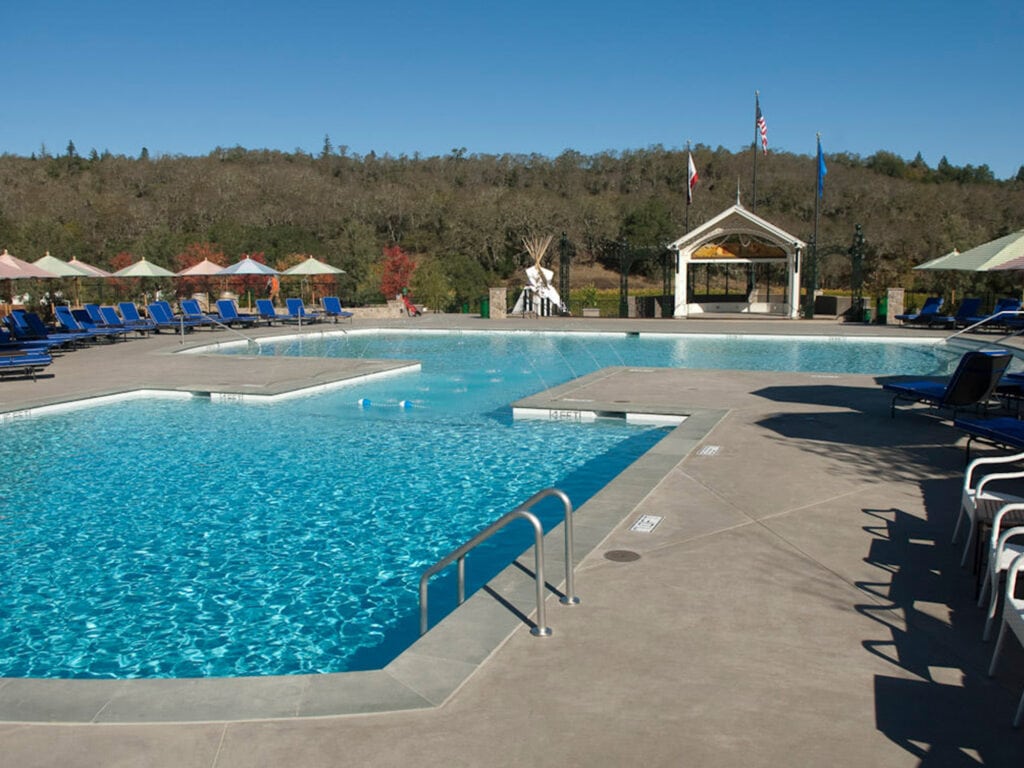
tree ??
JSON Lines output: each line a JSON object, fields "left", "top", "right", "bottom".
{"left": 411, "top": 257, "right": 454, "bottom": 312}
{"left": 380, "top": 245, "right": 416, "bottom": 299}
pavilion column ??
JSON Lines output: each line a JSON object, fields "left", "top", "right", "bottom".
{"left": 673, "top": 248, "right": 689, "bottom": 318}
{"left": 789, "top": 245, "right": 803, "bottom": 318}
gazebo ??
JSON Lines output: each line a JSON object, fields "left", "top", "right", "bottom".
{"left": 668, "top": 204, "right": 805, "bottom": 318}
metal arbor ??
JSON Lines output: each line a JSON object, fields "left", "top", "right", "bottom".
{"left": 849, "top": 224, "right": 866, "bottom": 321}
{"left": 558, "top": 233, "right": 573, "bottom": 307}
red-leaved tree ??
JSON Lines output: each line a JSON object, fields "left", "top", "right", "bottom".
{"left": 380, "top": 245, "right": 416, "bottom": 299}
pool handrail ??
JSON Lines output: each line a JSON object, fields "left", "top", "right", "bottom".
{"left": 944, "top": 309, "right": 1024, "bottom": 345}
{"left": 418, "top": 487, "right": 577, "bottom": 637}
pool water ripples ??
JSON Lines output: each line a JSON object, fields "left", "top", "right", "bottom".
{"left": 0, "top": 332, "right": 960, "bottom": 679}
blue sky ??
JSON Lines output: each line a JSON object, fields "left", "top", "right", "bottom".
{"left": 3, "top": 0, "right": 1022, "bottom": 178}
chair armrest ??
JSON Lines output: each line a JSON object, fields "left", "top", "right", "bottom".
{"left": 976, "top": 471, "right": 1024, "bottom": 495}
{"left": 966, "top": 451, "right": 1024, "bottom": 488}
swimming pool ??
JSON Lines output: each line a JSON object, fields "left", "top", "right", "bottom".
{"left": 0, "top": 332, "right": 961, "bottom": 680}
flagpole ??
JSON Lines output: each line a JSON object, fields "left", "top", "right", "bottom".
{"left": 751, "top": 91, "right": 759, "bottom": 211}
{"left": 809, "top": 132, "right": 822, "bottom": 318}
{"left": 685, "top": 140, "right": 691, "bottom": 235}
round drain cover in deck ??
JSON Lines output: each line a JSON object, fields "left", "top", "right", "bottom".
{"left": 604, "top": 549, "right": 641, "bottom": 562}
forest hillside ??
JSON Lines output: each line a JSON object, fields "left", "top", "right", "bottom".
{"left": 1, "top": 142, "right": 1022, "bottom": 306}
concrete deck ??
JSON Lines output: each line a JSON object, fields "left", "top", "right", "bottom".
{"left": 1, "top": 315, "right": 1023, "bottom": 766}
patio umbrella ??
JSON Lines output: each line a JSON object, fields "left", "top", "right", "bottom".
{"left": 913, "top": 249, "right": 960, "bottom": 271}
{"left": 176, "top": 258, "right": 225, "bottom": 276}
{"left": 217, "top": 256, "right": 279, "bottom": 309}
{"left": 33, "top": 252, "right": 93, "bottom": 277}
{"left": 281, "top": 256, "right": 345, "bottom": 276}
{"left": 914, "top": 230, "right": 1024, "bottom": 272}
{"left": 177, "top": 258, "right": 226, "bottom": 310}
{"left": 282, "top": 256, "right": 344, "bottom": 303}
{"left": 0, "top": 249, "right": 60, "bottom": 309}
{"left": 33, "top": 251, "right": 95, "bottom": 306}
{"left": 0, "top": 249, "right": 60, "bottom": 279}
{"left": 216, "top": 256, "right": 279, "bottom": 276}
{"left": 113, "top": 258, "right": 177, "bottom": 278}
{"left": 67, "top": 257, "right": 112, "bottom": 277}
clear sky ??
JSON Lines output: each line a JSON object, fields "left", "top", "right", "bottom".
{"left": 3, "top": 0, "right": 1021, "bottom": 179}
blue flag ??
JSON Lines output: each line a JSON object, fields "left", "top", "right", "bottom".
{"left": 817, "top": 138, "right": 827, "bottom": 198}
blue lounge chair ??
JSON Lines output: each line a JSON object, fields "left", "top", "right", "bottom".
{"left": 966, "top": 297, "right": 1023, "bottom": 329}
{"left": 72, "top": 308, "right": 129, "bottom": 341}
{"left": 882, "top": 349, "right": 1012, "bottom": 418}
{"left": 0, "top": 348, "right": 52, "bottom": 380}
{"left": 954, "top": 416, "right": 1024, "bottom": 459}
{"left": 931, "top": 298, "right": 983, "bottom": 329}
{"left": 98, "top": 306, "right": 150, "bottom": 337}
{"left": 179, "top": 298, "right": 221, "bottom": 329}
{"left": 0, "top": 328, "right": 62, "bottom": 354}
{"left": 54, "top": 305, "right": 121, "bottom": 342}
{"left": 5, "top": 310, "right": 80, "bottom": 349}
{"left": 285, "top": 297, "right": 322, "bottom": 323}
{"left": 215, "top": 299, "right": 259, "bottom": 327}
{"left": 321, "top": 296, "right": 354, "bottom": 322}
{"left": 894, "top": 296, "right": 944, "bottom": 325}
{"left": 147, "top": 302, "right": 204, "bottom": 332}
{"left": 117, "top": 302, "right": 157, "bottom": 333}
{"left": 256, "top": 299, "right": 289, "bottom": 325}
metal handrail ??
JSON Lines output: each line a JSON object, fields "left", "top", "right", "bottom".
{"left": 944, "top": 309, "right": 1024, "bottom": 345}
{"left": 178, "top": 312, "right": 260, "bottom": 351}
{"left": 418, "top": 487, "right": 577, "bottom": 637}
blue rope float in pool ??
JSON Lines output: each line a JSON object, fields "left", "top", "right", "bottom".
{"left": 358, "top": 398, "right": 413, "bottom": 409}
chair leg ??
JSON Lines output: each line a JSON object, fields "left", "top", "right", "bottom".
{"left": 1015, "top": 690, "right": 1024, "bottom": 728}
{"left": 961, "top": 522, "right": 977, "bottom": 568}
{"left": 952, "top": 506, "right": 966, "bottom": 545}
{"left": 978, "top": 569, "right": 991, "bottom": 609}
{"left": 982, "top": 577, "right": 1000, "bottom": 641}
{"left": 989, "top": 622, "right": 1008, "bottom": 676}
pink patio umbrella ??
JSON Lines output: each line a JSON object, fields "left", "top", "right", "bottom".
{"left": 177, "top": 258, "right": 227, "bottom": 309}
{"left": 0, "top": 249, "right": 60, "bottom": 310}
{"left": 0, "top": 249, "right": 60, "bottom": 279}
{"left": 67, "top": 257, "right": 112, "bottom": 278}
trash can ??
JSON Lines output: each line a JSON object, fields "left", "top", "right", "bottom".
{"left": 863, "top": 306, "right": 872, "bottom": 323}
{"left": 877, "top": 297, "right": 888, "bottom": 324}
{"left": 460, "top": 302, "right": 469, "bottom": 314}
{"left": 480, "top": 297, "right": 490, "bottom": 319}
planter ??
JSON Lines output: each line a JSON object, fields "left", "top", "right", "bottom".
{"left": 582, "top": 307, "right": 600, "bottom": 318}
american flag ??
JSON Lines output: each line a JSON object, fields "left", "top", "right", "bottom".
{"left": 687, "top": 152, "right": 698, "bottom": 204}
{"left": 756, "top": 96, "right": 768, "bottom": 155}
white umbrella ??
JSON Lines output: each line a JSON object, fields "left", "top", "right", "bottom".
{"left": 67, "top": 257, "right": 112, "bottom": 277}
{"left": 281, "top": 256, "right": 345, "bottom": 276}
{"left": 177, "top": 258, "right": 226, "bottom": 276}
{"left": 33, "top": 252, "right": 93, "bottom": 277}
{"left": 113, "top": 258, "right": 177, "bottom": 278}
{"left": 33, "top": 252, "right": 95, "bottom": 306}
{"left": 0, "top": 249, "right": 60, "bottom": 278}
{"left": 216, "top": 256, "right": 279, "bottom": 276}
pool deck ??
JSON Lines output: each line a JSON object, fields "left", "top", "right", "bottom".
{"left": 2, "top": 314, "right": 1023, "bottom": 766}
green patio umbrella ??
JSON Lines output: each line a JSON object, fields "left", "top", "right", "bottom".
{"left": 914, "top": 230, "right": 1024, "bottom": 272}
{"left": 113, "top": 257, "right": 176, "bottom": 278}
{"left": 282, "top": 256, "right": 345, "bottom": 303}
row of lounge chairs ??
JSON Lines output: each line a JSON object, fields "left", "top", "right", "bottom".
{"left": 149, "top": 297, "right": 353, "bottom": 331}
{"left": 895, "top": 296, "right": 1023, "bottom": 330}
{"left": 887, "top": 349, "right": 1024, "bottom": 724}
{"left": 0, "top": 296, "right": 356, "bottom": 380}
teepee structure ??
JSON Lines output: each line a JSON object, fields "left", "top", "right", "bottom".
{"left": 512, "top": 235, "right": 567, "bottom": 316}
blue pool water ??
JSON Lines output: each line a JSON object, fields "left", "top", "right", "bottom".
{"left": 0, "top": 332, "right": 960, "bottom": 679}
